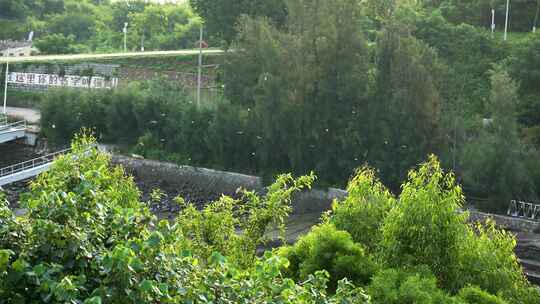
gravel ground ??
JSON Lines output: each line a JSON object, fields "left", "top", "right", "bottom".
{"left": 0, "top": 142, "right": 45, "bottom": 205}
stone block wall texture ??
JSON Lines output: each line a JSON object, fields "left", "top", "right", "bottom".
{"left": 111, "top": 155, "right": 345, "bottom": 215}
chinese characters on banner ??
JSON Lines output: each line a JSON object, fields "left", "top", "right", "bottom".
{"left": 7, "top": 72, "right": 119, "bottom": 89}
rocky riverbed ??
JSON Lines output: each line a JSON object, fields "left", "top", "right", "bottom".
{"left": 0, "top": 141, "right": 46, "bottom": 205}
{"left": 0, "top": 141, "right": 45, "bottom": 166}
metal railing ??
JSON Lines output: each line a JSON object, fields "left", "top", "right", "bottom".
{"left": 0, "top": 120, "right": 26, "bottom": 132}
{"left": 0, "top": 148, "right": 71, "bottom": 179}
{"left": 507, "top": 200, "right": 540, "bottom": 221}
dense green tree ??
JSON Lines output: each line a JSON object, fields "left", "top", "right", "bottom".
{"left": 415, "top": 12, "right": 506, "bottom": 114}
{"left": 458, "top": 222, "right": 539, "bottom": 303}
{"left": 0, "top": 0, "right": 30, "bottom": 19}
{"left": 26, "top": 0, "right": 66, "bottom": 18}
{"left": 0, "top": 136, "right": 370, "bottom": 303}
{"left": 460, "top": 67, "right": 536, "bottom": 211}
{"left": 46, "top": 10, "right": 97, "bottom": 42}
{"left": 34, "top": 33, "right": 85, "bottom": 54}
{"left": 458, "top": 286, "right": 508, "bottom": 304}
{"left": 225, "top": 0, "right": 370, "bottom": 183}
{"left": 509, "top": 33, "right": 540, "bottom": 145}
{"left": 369, "top": 24, "right": 445, "bottom": 189}
{"left": 376, "top": 155, "right": 539, "bottom": 303}
{"left": 413, "top": 12, "right": 508, "bottom": 175}
{"left": 0, "top": 0, "right": 201, "bottom": 53}
{"left": 189, "top": 0, "right": 287, "bottom": 44}
{"left": 129, "top": 4, "right": 201, "bottom": 51}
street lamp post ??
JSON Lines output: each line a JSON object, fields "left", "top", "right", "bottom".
{"left": 197, "top": 24, "right": 203, "bottom": 108}
{"left": 3, "top": 59, "right": 8, "bottom": 114}
{"left": 491, "top": 9, "right": 496, "bottom": 37}
{"left": 504, "top": 0, "right": 510, "bottom": 41}
{"left": 534, "top": 1, "right": 539, "bottom": 33}
{"left": 123, "top": 22, "right": 128, "bottom": 52}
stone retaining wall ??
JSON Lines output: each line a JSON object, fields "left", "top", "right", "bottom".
{"left": 111, "top": 155, "right": 345, "bottom": 215}
{"left": 112, "top": 155, "right": 261, "bottom": 195}
{"left": 468, "top": 210, "right": 540, "bottom": 233}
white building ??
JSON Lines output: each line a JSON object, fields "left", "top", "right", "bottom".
{"left": 0, "top": 40, "right": 33, "bottom": 57}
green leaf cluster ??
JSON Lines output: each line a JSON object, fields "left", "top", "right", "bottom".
{"left": 279, "top": 223, "right": 378, "bottom": 292}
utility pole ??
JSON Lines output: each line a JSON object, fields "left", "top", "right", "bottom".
{"left": 197, "top": 24, "right": 203, "bottom": 108}
{"left": 504, "top": 0, "right": 510, "bottom": 41}
{"left": 123, "top": 22, "right": 128, "bottom": 52}
{"left": 534, "top": 0, "right": 539, "bottom": 33}
{"left": 3, "top": 60, "right": 8, "bottom": 114}
{"left": 491, "top": 9, "right": 496, "bottom": 37}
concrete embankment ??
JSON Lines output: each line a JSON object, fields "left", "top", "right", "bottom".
{"left": 468, "top": 210, "right": 540, "bottom": 233}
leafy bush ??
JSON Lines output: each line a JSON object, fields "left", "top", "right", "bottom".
{"left": 380, "top": 155, "right": 467, "bottom": 289}
{"left": 458, "top": 286, "right": 508, "bottom": 304}
{"left": 279, "top": 223, "right": 378, "bottom": 291}
{"left": 329, "top": 167, "right": 396, "bottom": 251}
{"left": 458, "top": 222, "right": 540, "bottom": 304}
{"left": 177, "top": 172, "right": 316, "bottom": 267}
{"left": 377, "top": 155, "right": 540, "bottom": 303}
{"left": 459, "top": 222, "right": 522, "bottom": 293}
{"left": 367, "top": 267, "right": 458, "bottom": 304}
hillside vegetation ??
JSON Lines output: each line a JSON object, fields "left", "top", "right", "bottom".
{"left": 0, "top": 0, "right": 202, "bottom": 53}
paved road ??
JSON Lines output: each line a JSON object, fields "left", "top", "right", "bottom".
{"left": 4, "top": 107, "right": 40, "bottom": 124}
{"left": 0, "top": 49, "right": 224, "bottom": 63}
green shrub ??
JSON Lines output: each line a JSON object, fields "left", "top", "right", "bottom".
{"left": 378, "top": 155, "right": 540, "bottom": 303}
{"left": 329, "top": 167, "right": 396, "bottom": 251}
{"left": 458, "top": 222, "right": 523, "bottom": 293}
{"left": 279, "top": 223, "right": 378, "bottom": 291}
{"left": 458, "top": 222, "right": 540, "bottom": 304}
{"left": 458, "top": 286, "right": 508, "bottom": 304}
{"left": 177, "top": 172, "right": 316, "bottom": 267}
{"left": 367, "top": 267, "right": 459, "bottom": 304}
{"left": 380, "top": 155, "right": 467, "bottom": 290}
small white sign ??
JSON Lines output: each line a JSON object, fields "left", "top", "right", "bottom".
{"left": 7, "top": 72, "right": 119, "bottom": 89}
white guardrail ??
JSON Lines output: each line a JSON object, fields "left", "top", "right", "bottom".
{"left": 507, "top": 200, "right": 540, "bottom": 221}
{"left": 0, "top": 120, "right": 26, "bottom": 132}
{"left": 0, "top": 148, "right": 70, "bottom": 179}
